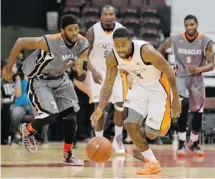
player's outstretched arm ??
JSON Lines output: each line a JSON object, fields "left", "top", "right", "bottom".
{"left": 3, "top": 37, "right": 48, "bottom": 82}
{"left": 157, "top": 38, "right": 171, "bottom": 56}
{"left": 90, "top": 51, "right": 118, "bottom": 125}
{"left": 7, "top": 37, "right": 48, "bottom": 69}
{"left": 98, "top": 51, "right": 118, "bottom": 110}
{"left": 142, "top": 44, "right": 181, "bottom": 118}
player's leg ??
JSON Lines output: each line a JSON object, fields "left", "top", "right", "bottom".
{"left": 55, "top": 77, "right": 83, "bottom": 165}
{"left": 20, "top": 78, "right": 59, "bottom": 154}
{"left": 175, "top": 77, "right": 190, "bottom": 156}
{"left": 188, "top": 86, "right": 205, "bottom": 156}
{"left": 112, "top": 72, "right": 126, "bottom": 153}
{"left": 112, "top": 102, "right": 125, "bottom": 153}
{"left": 124, "top": 85, "right": 161, "bottom": 175}
{"left": 124, "top": 108, "right": 161, "bottom": 175}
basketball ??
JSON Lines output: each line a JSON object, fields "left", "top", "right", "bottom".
{"left": 86, "top": 137, "right": 112, "bottom": 163}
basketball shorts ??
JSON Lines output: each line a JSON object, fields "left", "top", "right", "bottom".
{"left": 85, "top": 68, "right": 123, "bottom": 104}
{"left": 124, "top": 74, "right": 171, "bottom": 136}
{"left": 176, "top": 75, "right": 205, "bottom": 112}
{"left": 27, "top": 74, "right": 80, "bottom": 119}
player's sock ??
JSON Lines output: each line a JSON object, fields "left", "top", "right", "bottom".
{"left": 190, "top": 131, "right": 199, "bottom": 142}
{"left": 64, "top": 143, "right": 73, "bottom": 152}
{"left": 115, "top": 125, "right": 123, "bottom": 137}
{"left": 26, "top": 123, "right": 36, "bottom": 133}
{"left": 178, "top": 132, "right": 186, "bottom": 141}
{"left": 95, "top": 130, "right": 103, "bottom": 137}
{"left": 141, "top": 148, "right": 157, "bottom": 163}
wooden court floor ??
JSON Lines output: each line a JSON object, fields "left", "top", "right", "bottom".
{"left": 1, "top": 143, "right": 215, "bottom": 178}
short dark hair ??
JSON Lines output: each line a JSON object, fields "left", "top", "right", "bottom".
{"left": 113, "top": 28, "right": 131, "bottom": 39}
{"left": 184, "top": 15, "right": 198, "bottom": 24}
{"left": 101, "top": 5, "right": 116, "bottom": 14}
{"left": 60, "top": 14, "right": 79, "bottom": 29}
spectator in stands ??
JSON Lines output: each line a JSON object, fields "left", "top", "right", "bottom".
{"left": 1, "top": 61, "right": 14, "bottom": 144}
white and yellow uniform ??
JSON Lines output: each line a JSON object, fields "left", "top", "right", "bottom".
{"left": 113, "top": 40, "right": 171, "bottom": 136}
{"left": 86, "top": 21, "right": 124, "bottom": 103}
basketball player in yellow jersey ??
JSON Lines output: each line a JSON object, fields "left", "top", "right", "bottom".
{"left": 75, "top": 5, "right": 126, "bottom": 154}
{"left": 91, "top": 28, "right": 181, "bottom": 175}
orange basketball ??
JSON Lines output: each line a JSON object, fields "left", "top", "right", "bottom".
{"left": 86, "top": 137, "right": 112, "bottom": 163}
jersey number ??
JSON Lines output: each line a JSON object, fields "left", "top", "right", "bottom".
{"left": 104, "top": 51, "right": 109, "bottom": 58}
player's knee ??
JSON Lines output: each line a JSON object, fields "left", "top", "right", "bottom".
{"left": 49, "top": 113, "right": 59, "bottom": 124}
{"left": 124, "top": 122, "right": 139, "bottom": 133}
{"left": 144, "top": 124, "right": 159, "bottom": 140}
{"left": 114, "top": 103, "right": 124, "bottom": 112}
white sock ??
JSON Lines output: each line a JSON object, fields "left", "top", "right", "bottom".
{"left": 141, "top": 148, "right": 157, "bottom": 163}
{"left": 178, "top": 132, "right": 186, "bottom": 141}
{"left": 115, "top": 125, "right": 123, "bottom": 137}
{"left": 190, "top": 132, "right": 199, "bottom": 142}
{"left": 95, "top": 130, "right": 103, "bottom": 137}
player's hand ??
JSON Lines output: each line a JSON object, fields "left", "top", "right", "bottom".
{"left": 92, "top": 70, "right": 103, "bottom": 84}
{"left": 171, "top": 96, "right": 181, "bottom": 118}
{"left": 90, "top": 107, "right": 103, "bottom": 126}
{"left": 187, "top": 66, "right": 202, "bottom": 75}
{"left": 2, "top": 66, "right": 13, "bottom": 82}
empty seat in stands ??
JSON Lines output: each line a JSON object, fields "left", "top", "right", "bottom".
{"left": 82, "top": 6, "right": 99, "bottom": 17}
{"left": 141, "top": 17, "right": 161, "bottom": 28}
{"left": 110, "top": 0, "right": 128, "bottom": 7}
{"left": 141, "top": 6, "right": 159, "bottom": 18}
{"left": 65, "top": 0, "right": 85, "bottom": 7}
{"left": 63, "top": 7, "right": 81, "bottom": 17}
{"left": 91, "top": 0, "right": 111, "bottom": 6}
{"left": 129, "top": 0, "right": 144, "bottom": 7}
{"left": 120, "top": 6, "right": 139, "bottom": 18}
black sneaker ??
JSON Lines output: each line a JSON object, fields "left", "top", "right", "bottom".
{"left": 188, "top": 140, "right": 204, "bottom": 156}
{"left": 176, "top": 140, "right": 186, "bottom": 157}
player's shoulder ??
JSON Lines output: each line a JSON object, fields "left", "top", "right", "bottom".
{"left": 45, "top": 33, "right": 61, "bottom": 40}
{"left": 114, "top": 21, "right": 123, "bottom": 28}
{"left": 78, "top": 34, "right": 88, "bottom": 42}
{"left": 133, "top": 40, "right": 149, "bottom": 48}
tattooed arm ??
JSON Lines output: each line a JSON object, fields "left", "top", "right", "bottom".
{"left": 98, "top": 51, "right": 118, "bottom": 110}
{"left": 91, "top": 51, "right": 118, "bottom": 124}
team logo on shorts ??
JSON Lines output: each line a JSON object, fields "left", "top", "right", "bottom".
{"left": 125, "top": 99, "right": 130, "bottom": 104}
{"left": 186, "top": 56, "right": 192, "bottom": 63}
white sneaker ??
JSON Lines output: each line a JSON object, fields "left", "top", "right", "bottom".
{"left": 20, "top": 123, "right": 37, "bottom": 154}
{"left": 113, "top": 135, "right": 125, "bottom": 154}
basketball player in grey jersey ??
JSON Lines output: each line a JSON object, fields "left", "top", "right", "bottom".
{"left": 158, "top": 15, "right": 214, "bottom": 157}
{"left": 2, "top": 14, "right": 89, "bottom": 165}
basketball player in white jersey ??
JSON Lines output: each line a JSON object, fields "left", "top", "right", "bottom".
{"left": 85, "top": 5, "right": 125, "bottom": 153}
{"left": 91, "top": 28, "right": 181, "bottom": 175}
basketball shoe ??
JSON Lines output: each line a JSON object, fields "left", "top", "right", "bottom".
{"left": 136, "top": 160, "right": 162, "bottom": 175}
{"left": 112, "top": 134, "right": 125, "bottom": 154}
{"left": 176, "top": 140, "right": 186, "bottom": 157}
{"left": 20, "top": 123, "right": 37, "bottom": 154}
{"left": 64, "top": 151, "right": 84, "bottom": 166}
{"left": 187, "top": 140, "right": 204, "bottom": 156}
